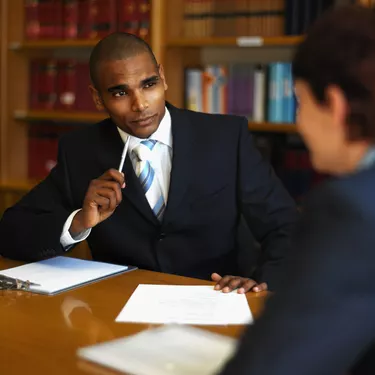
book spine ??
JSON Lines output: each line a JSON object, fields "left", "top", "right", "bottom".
{"left": 117, "top": 0, "right": 138, "bottom": 35}
{"left": 185, "top": 68, "right": 203, "bottom": 112}
{"left": 25, "top": 0, "right": 41, "bottom": 40}
{"left": 253, "top": 64, "right": 266, "bottom": 122}
{"left": 56, "top": 59, "right": 77, "bottom": 111}
{"left": 75, "top": 63, "right": 97, "bottom": 112}
{"left": 63, "top": 0, "right": 79, "bottom": 39}
{"left": 138, "top": 0, "right": 151, "bottom": 39}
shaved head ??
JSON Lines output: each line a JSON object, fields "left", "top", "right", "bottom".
{"left": 89, "top": 32, "right": 158, "bottom": 89}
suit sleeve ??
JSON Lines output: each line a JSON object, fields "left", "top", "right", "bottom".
{"left": 220, "top": 185, "right": 375, "bottom": 375}
{"left": 237, "top": 119, "right": 298, "bottom": 289}
{"left": 0, "top": 138, "right": 76, "bottom": 261}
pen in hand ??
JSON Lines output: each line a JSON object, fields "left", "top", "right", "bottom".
{"left": 118, "top": 136, "right": 130, "bottom": 173}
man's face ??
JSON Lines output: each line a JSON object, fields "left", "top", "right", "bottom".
{"left": 90, "top": 53, "right": 168, "bottom": 139}
{"left": 295, "top": 80, "right": 350, "bottom": 174}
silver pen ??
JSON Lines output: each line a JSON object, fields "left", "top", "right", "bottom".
{"left": 118, "top": 136, "right": 131, "bottom": 173}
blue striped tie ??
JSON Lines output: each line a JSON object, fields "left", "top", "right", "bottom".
{"left": 133, "top": 140, "right": 166, "bottom": 221}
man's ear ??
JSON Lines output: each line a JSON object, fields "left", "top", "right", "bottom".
{"left": 158, "top": 64, "right": 168, "bottom": 91}
{"left": 89, "top": 85, "right": 105, "bottom": 111}
{"left": 325, "top": 85, "right": 348, "bottom": 134}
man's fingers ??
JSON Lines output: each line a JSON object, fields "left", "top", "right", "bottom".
{"left": 99, "top": 169, "right": 125, "bottom": 186}
{"left": 211, "top": 273, "right": 222, "bottom": 286}
{"left": 252, "top": 282, "right": 268, "bottom": 293}
{"left": 89, "top": 196, "right": 110, "bottom": 211}
{"left": 97, "top": 189, "right": 118, "bottom": 212}
{"left": 89, "top": 182, "right": 123, "bottom": 206}
{"left": 214, "top": 275, "right": 233, "bottom": 291}
{"left": 223, "top": 278, "right": 243, "bottom": 292}
{"left": 237, "top": 279, "right": 258, "bottom": 294}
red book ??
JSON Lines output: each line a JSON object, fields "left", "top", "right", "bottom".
{"left": 94, "top": 0, "right": 117, "bottom": 38}
{"left": 53, "top": 0, "right": 64, "bottom": 39}
{"left": 75, "top": 63, "right": 97, "bottom": 112}
{"left": 25, "top": 0, "right": 41, "bottom": 39}
{"left": 117, "top": 0, "right": 138, "bottom": 35}
{"left": 78, "top": 0, "right": 116, "bottom": 39}
{"left": 138, "top": 0, "right": 150, "bottom": 40}
{"left": 77, "top": 0, "right": 91, "bottom": 38}
{"left": 24, "top": 0, "right": 63, "bottom": 39}
{"left": 28, "top": 124, "right": 76, "bottom": 179}
{"left": 28, "top": 125, "right": 58, "bottom": 180}
{"left": 63, "top": 0, "right": 79, "bottom": 39}
{"left": 56, "top": 59, "right": 77, "bottom": 110}
{"left": 29, "top": 59, "right": 58, "bottom": 110}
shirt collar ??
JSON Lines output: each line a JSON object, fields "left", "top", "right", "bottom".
{"left": 116, "top": 107, "right": 172, "bottom": 149}
{"left": 358, "top": 146, "right": 375, "bottom": 171}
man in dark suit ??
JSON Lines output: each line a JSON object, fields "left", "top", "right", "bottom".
{"left": 220, "top": 5, "right": 375, "bottom": 374}
{"left": 0, "top": 33, "right": 297, "bottom": 292}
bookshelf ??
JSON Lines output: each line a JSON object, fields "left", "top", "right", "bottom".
{"left": 168, "top": 36, "right": 303, "bottom": 48}
{"left": 14, "top": 110, "right": 107, "bottom": 123}
{"left": 9, "top": 39, "right": 104, "bottom": 50}
{"left": 14, "top": 110, "right": 297, "bottom": 134}
{"left": 0, "top": 0, "right": 367, "bottom": 206}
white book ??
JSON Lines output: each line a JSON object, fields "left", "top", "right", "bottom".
{"left": 0, "top": 256, "right": 135, "bottom": 295}
{"left": 78, "top": 325, "right": 238, "bottom": 375}
{"left": 253, "top": 65, "right": 266, "bottom": 122}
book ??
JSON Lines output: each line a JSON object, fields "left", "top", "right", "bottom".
{"left": 0, "top": 256, "right": 136, "bottom": 295}
{"left": 78, "top": 325, "right": 237, "bottom": 375}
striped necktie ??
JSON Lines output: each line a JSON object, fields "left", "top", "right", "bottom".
{"left": 132, "top": 140, "right": 166, "bottom": 221}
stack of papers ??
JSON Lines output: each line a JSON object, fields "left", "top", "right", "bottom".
{"left": 0, "top": 256, "right": 134, "bottom": 295}
{"left": 78, "top": 324, "right": 238, "bottom": 375}
{"left": 116, "top": 284, "right": 253, "bottom": 325}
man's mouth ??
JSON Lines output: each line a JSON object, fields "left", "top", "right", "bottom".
{"left": 132, "top": 115, "right": 157, "bottom": 126}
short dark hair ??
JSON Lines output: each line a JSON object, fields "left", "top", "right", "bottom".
{"left": 293, "top": 5, "right": 375, "bottom": 141}
{"left": 89, "top": 32, "right": 158, "bottom": 88}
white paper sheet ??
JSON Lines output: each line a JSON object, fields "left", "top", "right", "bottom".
{"left": 0, "top": 256, "right": 130, "bottom": 295}
{"left": 78, "top": 324, "right": 237, "bottom": 375}
{"left": 115, "top": 284, "right": 253, "bottom": 325}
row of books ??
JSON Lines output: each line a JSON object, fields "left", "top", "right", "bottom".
{"left": 29, "top": 59, "right": 96, "bottom": 112}
{"left": 183, "top": 0, "right": 285, "bottom": 38}
{"left": 183, "top": 0, "right": 345, "bottom": 39}
{"left": 185, "top": 63, "right": 296, "bottom": 124}
{"left": 25, "top": 0, "right": 150, "bottom": 40}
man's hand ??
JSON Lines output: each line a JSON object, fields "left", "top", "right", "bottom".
{"left": 211, "top": 273, "right": 268, "bottom": 294}
{"left": 70, "top": 169, "right": 125, "bottom": 236}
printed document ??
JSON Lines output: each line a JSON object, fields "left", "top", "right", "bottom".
{"left": 115, "top": 284, "right": 253, "bottom": 325}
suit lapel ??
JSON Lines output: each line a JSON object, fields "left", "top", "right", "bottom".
{"left": 162, "top": 104, "right": 193, "bottom": 228}
{"left": 96, "top": 119, "right": 159, "bottom": 226}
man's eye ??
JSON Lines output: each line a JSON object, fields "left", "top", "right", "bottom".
{"left": 144, "top": 82, "right": 156, "bottom": 89}
{"left": 114, "top": 91, "right": 127, "bottom": 97}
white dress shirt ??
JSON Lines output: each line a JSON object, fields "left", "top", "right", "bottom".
{"left": 60, "top": 107, "right": 173, "bottom": 248}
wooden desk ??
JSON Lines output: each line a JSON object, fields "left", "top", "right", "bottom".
{"left": 0, "top": 258, "right": 267, "bottom": 375}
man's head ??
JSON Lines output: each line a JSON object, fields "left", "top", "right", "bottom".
{"left": 293, "top": 5, "right": 375, "bottom": 175}
{"left": 89, "top": 32, "right": 168, "bottom": 138}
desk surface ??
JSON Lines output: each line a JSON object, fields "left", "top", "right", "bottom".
{"left": 0, "top": 258, "right": 267, "bottom": 375}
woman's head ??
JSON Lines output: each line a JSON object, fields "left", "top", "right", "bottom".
{"left": 293, "top": 5, "right": 375, "bottom": 174}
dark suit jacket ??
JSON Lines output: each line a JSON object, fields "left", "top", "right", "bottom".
{"left": 220, "top": 164, "right": 375, "bottom": 375}
{"left": 0, "top": 103, "right": 296, "bottom": 288}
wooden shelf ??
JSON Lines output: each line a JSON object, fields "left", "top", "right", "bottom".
{"left": 14, "top": 110, "right": 107, "bottom": 123}
{"left": 14, "top": 111, "right": 296, "bottom": 133}
{"left": 168, "top": 35, "right": 303, "bottom": 48}
{"left": 248, "top": 122, "right": 297, "bottom": 133}
{"left": 0, "top": 180, "right": 37, "bottom": 191}
{"left": 9, "top": 39, "right": 101, "bottom": 50}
